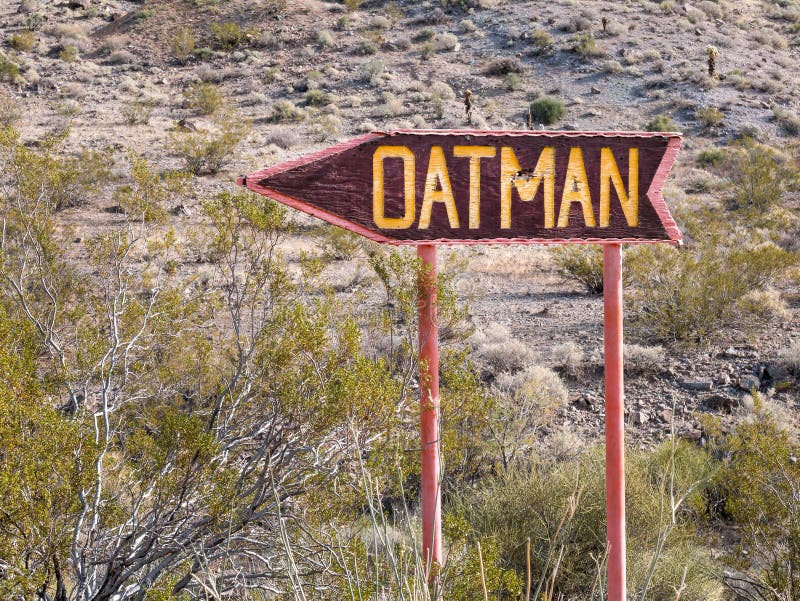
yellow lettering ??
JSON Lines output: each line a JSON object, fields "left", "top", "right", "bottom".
{"left": 453, "top": 145, "right": 496, "bottom": 229}
{"left": 558, "top": 147, "right": 596, "bottom": 228}
{"left": 419, "top": 146, "right": 459, "bottom": 229}
{"left": 500, "top": 146, "right": 555, "bottom": 229}
{"left": 373, "top": 146, "right": 415, "bottom": 229}
{"left": 600, "top": 147, "right": 639, "bottom": 227}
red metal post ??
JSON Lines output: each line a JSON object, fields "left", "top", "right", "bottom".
{"left": 417, "top": 244, "right": 442, "bottom": 582}
{"left": 603, "top": 243, "right": 626, "bottom": 601}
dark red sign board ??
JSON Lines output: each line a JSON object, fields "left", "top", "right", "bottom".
{"left": 238, "top": 130, "right": 682, "bottom": 245}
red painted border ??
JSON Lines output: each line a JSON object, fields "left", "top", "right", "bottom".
{"left": 239, "top": 130, "right": 683, "bottom": 246}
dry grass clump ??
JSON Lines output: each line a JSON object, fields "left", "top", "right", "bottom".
{"left": 574, "top": 33, "right": 605, "bottom": 58}
{"left": 773, "top": 107, "right": 800, "bottom": 135}
{"left": 471, "top": 323, "right": 536, "bottom": 375}
{"left": 435, "top": 32, "right": 459, "bottom": 51}
{"left": 602, "top": 59, "right": 624, "bottom": 73}
{"left": 430, "top": 80, "right": 456, "bottom": 102}
{"left": 778, "top": 341, "right": 800, "bottom": 375}
{"left": 552, "top": 342, "right": 585, "bottom": 376}
{"left": 107, "top": 50, "right": 136, "bottom": 65}
{"left": 184, "top": 82, "right": 224, "bottom": 115}
{"left": 58, "top": 45, "right": 79, "bottom": 63}
{"left": 9, "top": 30, "right": 36, "bottom": 52}
{"left": 316, "top": 29, "right": 335, "bottom": 48}
{"left": 495, "top": 365, "right": 569, "bottom": 411}
{"left": 529, "top": 29, "right": 554, "bottom": 54}
{"left": 355, "top": 39, "right": 378, "bottom": 55}
{"left": 269, "top": 100, "right": 306, "bottom": 123}
{"left": 624, "top": 344, "right": 666, "bottom": 373}
{"left": 361, "top": 58, "right": 384, "bottom": 83}
{"left": 695, "top": 106, "right": 724, "bottom": 128}
{"left": 736, "top": 288, "right": 787, "bottom": 321}
{"left": 171, "top": 26, "right": 195, "bottom": 62}
{"left": 121, "top": 100, "right": 153, "bottom": 125}
{"left": 0, "top": 91, "right": 21, "bottom": 127}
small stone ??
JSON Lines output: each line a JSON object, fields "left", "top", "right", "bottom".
{"left": 682, "top": 427, "right": 703, "bottom": 441}
{"left": 715, "top": 373, "right": 731, "bottom": 387}
{"left": 632, "top": 410, "right": 649, "bottom": 425}
{"left": 659, "top": 409, "right": 673, "bottom": 423}
{"left": 68, "top": 0, "right": 91, "bottom": 8}
{"left": 681, "top": 378, "right": 713, "bottom": 391}
{"left": 705, "top": 394, "right": 736, "bottom": 413}
{"left": 73, "top": 237, "right": 82, "bottom": 243}
{"left": 739, "top": 374, "right": 760, "bottom": 391}
{"left": 591, "top": 86, "right": 601, "bottom": 94}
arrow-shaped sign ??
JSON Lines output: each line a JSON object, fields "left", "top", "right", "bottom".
{"left": 239, "top": 129, "right": 681, "bottom": 245}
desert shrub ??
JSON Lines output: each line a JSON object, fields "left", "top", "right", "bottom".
{"left": 624, "top": 344, "right": 665, "bottom": 373}
{"left": 778, "top": 340, "right": 800, "bottom": 375}
{"left": 121, "top": 100, "right": 153, "bottom": 125}
{"left": 574, "top": 33, "right": 605, "bottom": 58}
{"left": 430, "top": 80, "right": 455, "bottom": 101}
{"left": 59, "top": 44, "right": 79, "bottom": 62}
{"left": 184, "top": 81, "right": 224, "bottom": 115}
{"left": 168, "top": 111, "right": 251, "bottom": 175}
{"left": 460, "top": 19, "right": 477, "bottom": 33}
{"left": 308, "top": 113, "right": 342, "bottom": 142}
{"left": 107, "top": 50, "right": 135, "bottom": 65}
{"left": 530, "top": 28, "right": 554, "bottom": 54}
{"left": 485, "top": 57, "right": 524, "bottom": 76}
{"left": 171, "top": 26, "right": 195, "bottom": 62}
{"left": 646, "top": 114, "right": 676, "bottom": 131}
{"left": 529, "top": 96, "right": 565, "bottom": 125}
{"left": 305, "top": 89, "right": 332, "bottom": 106}
{"left": 344, "top": 0, "right": 364, "bottom": 11}
{"left": 450, "top": 441, "right": 723, "bottom": 600}
{"left": 264, "top": 126, "right": 300, "bottom": 149}
{"left": 550, "top": 245, "right": 603, "bottom": 293}
{"left": 626, "top": 218, "right": 795, "bottom": 342}
{"left": 9, "top": 30, "right": 36, "bottom": 52}
{"left": 420, "top": 41, "right": 435, "bottom": 60}
{"left": 696, "top": 147, "right": 726, "bottom": 167}
{"left": 726, "top": 141, "right": 795, "bottom": 211}
{"left": 435, "top": 32, "right": 458, "bottom": 51}
{"left": 413, "top": 27, "right": 435, "bottom": 42}
{"left": 210, "top": 21, "right": 247, "bottom": 50}
{"left": 361, "top": 58, "right": 384, "bottom": 82}
{"left": 113, "top": 153, "right": 189, "bottom": 223}
{"left": 269, "top": 100, "right": 305, "bottom": 123}
{"left": 313, "top": 225, "right": 363, "bottom": 260}
{"left": 0, "top": 92, "right": 20, "bottom": 127}
{"left": 0, "top": 53, "right": 20, "bottom": 83}
{"left": 503, "top": 72, "right": 522, "bottom": 91}
{"left": 560, "top": 16, "right": 592, "bottom": 32}
{"left": 552, "top": 341, "right": 585, "bottom": 376}
{"left": 773, "top": 107, "right": 800, "bottom": 135}
{"left": 710, "top": 412, "right": 800, "bottom": 599}
{"left": 602, "top": 59, "right": 624, "bottom": 73}
{"left": 355, "top": 39, "right": 377, "bottom": 55}
{"left": 695, "top": 106, "right": 723, "bottom": 128}
{"left": 370, "top": 15, "right": 391, "bottom": 29}
{"left": 476, "top": 339, "right": 535, "bottom": 375}
{"left": 316, "top": 29, "right": 335, "bottom": 47}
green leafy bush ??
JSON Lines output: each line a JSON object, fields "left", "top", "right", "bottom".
{"left": 449, "top": 441, "right": 723, "bottom": 600}
{"left": 529, "top": 96, "right": 565, "bottom": 125}
{"left": 626, "top": 214, "right": 795, "bottom": 343}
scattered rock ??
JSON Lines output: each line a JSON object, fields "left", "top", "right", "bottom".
{"left": 681, "top": 378, "right": 713, "bottom": 391}
{"left": 658, "top": 409, "right": 673, "bottom": 423}
{"left": 738, "top": 374, "right": 760, "bottom": 391}
{"left": 681, "top": 427, "right": 703, "bottom": 441}
{"left": 68, "top": 0, "right": 91, "bottom": 8}
{"left": 590, "top": 86, "right": 601, "bottom": 95}
{"left": 171, "top": 204, "right": 190, "bottom": 216}
{"left": 631, "top": 410, "right": 649, "bottom": 425}
{"left": 177, "top": 118, "right": 198, "bottom": 132}
{"left": 704, "top": 393, "right": 736, "bottom": 413}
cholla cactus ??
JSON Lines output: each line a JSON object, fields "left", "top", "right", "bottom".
{"left": 707, "top": 45, "right": 718, "bottom": 78}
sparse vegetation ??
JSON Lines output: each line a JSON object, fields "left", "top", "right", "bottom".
{"left": 696, "top": 106, "right": 724, "bottom": 128}
{"left": 210, "top": 21, "right": 248, "bottom": 50}
{"left": 184, "top": 81, "right": 225, "bottom": 115}
{"left": 574, "top": 33, "right": 605, "bottom": 58}
{"left": 168, "top": 111, "right": 251, "bottom": 174}
{"left": 646, "top": 114, "right": 677, "bottom": 131}
{"left": 58, "top": 44, "right": 79, "bottom": 62}
{"left": 529, "top": 28, "right": 555, "bottom": 54}
{"left": 486, "top": 57, "right": 524, "bottom": 76}
{"left": 355, "top": 38, "right": 378, "bottom": 55}
{"left": 551, "top": 246, "right": 603, "bottom": 293}
{"left": 8, "top": 30, "right": 35, "bottom": 52}
{"left": 530, "top": 96, "right": 565, "bottom": 125}
{"left": 121, "top": 99, "right": 153, "bottom": 125}
{"left": 171, "top": 26, "right": 195, "bottom": 62}
{"left": 269, "top": 99, "right": 306, "bottom": 122}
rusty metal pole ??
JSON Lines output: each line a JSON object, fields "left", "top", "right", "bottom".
{"left": 603, "top": 243, "right": 626, "bottom": 601}
{"left": 417, "top": 243, "right": 442, "bottom": 584}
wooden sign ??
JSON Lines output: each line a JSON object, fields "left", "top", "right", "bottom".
{"left": 238, "top": 130, "right": 682, "bottom": 245}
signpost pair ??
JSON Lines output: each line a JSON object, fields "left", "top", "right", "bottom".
{"left": 239, "top": 130, "right": 682, "bottom": 601}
